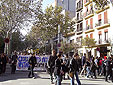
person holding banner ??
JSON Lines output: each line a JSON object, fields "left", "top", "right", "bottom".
{"left": 48, "top": 49, "right": 57, "bottom": 84}
{"left": 28, "top": 53, "right": 37, "bottom": 78}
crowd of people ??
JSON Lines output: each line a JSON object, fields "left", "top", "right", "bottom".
{"left": 47, "top": 50, "right": 113, "bottom": 85}
{"left": 1, "top": 50, "right": 113, "bottom": 85}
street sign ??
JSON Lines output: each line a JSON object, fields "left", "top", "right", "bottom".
{"left": 4, "top": 38, "right": 9, "bottom": 43}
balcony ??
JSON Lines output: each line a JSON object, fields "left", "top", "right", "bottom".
{"left": 95, "top": 20, "right": 110, "bottom": 30}
{"left": 84, "top": 0, "right": 92, "bottom": 6}
{"left": 95, "top": 6, "right": 110, "bottom": 14}
{"left": 104, "top": 40, "right": 109, "bottom": 43}
{"left": 85, "top": 25, "right": 94, "bottom": 34}
{"left": 76, "top": 1, "right": 83, "bottom": 12}
{"left": 77, "top": 28, "right": 83, "bottom": 35}
{"left": 77, "top": 17, "right": 83, "bottom": 23}
{"left": 85, "top": 9, "right": 94, "bottom": 20}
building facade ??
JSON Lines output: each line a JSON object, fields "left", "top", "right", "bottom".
{"left": 75, "top": 0, "right": 113, "bottom": 57}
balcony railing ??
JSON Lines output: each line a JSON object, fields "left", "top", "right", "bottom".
{"left": 86, "top": 25, "right": 90, "bottom": 30}
{"left": 95, "top": 19, "right": 110, "bottom": 29}
{"left": 85, "top": 9, "right": 94, "bottom": 17}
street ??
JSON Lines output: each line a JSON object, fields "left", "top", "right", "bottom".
{"left": 0, "top": 65, "right": 113, "bottom": 85}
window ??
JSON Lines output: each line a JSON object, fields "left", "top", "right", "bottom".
{"left": 80, "top": 23, "right": 83, "bottom": 31}
{"left": 105, "top": 32, "right": 108, "bottom": 41}
{"left": 86, "top": 20, "right": 89, "bottom": 30}
{"left": 77, "top": 13, "right": 79, "bottom": 20}
{"left": 99, "top": 34, "right": 102, "bottom": 44}
{"left": 90, "top": 6, "right": 93, "bottom": 14}
{"left": 77, "top": 24, "right": 79, "bottom": 32}
{"left": 98, "top": 14, "right": 102, "bottom": 26}
{"left": 86, "top": 7, "right": 88, "bottom": 16}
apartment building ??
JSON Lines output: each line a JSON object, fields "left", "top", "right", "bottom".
{"left": 76, "top": 0, "right": 113, "bottom": 57}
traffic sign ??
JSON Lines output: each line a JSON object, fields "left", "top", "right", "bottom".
{"left": 4, "top": 38, "right": 9, "bottom": 43}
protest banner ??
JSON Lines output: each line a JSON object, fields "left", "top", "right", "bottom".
{"left": 16, "top": 55, "right": 49, "bottom": 71}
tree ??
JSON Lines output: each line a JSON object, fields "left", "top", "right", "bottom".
{"left": 82, "top": 37, "right": 96, "bottom": 57}
{"left": 11, "top": 31, "right": 25, "bottom": 52}
{"left": 0, "top": 0, "right": 42, "bottom": 54}
{"left": 30, "top": 5, "right": 75, "bottom": 51}
{"left": 60, "top": 42, "right": 75, "bottom": 54}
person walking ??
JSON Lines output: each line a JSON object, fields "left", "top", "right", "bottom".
{"left": 91, "top": 57, "right": 97, "bottom": 79}
{"left": 63, "top": 54, "right": 70, "bottom": 79}
{"left": 70, "top": 53, "right": 81, "bottom": 85}
{"left": 28, "top": 53, "right": 37, "bottom": 78}
{"left": 54, "top": 53, "right": 64, "bottom": 85}
{"left": 105, "top": 57, "right": 112, "bottom": 82}
{"left": 85, "top": 58, "right": 91, "bottom": 78}
{"left": 0, "top": 54, "right": 3, "bottom": 74}
{"left": 48, "top": 49, "right": 57, "bottom": 84}
{"left": 2, "top": 53, "right": 8, "bottom": 73}
{"left": 11, "top": 52, "right": 18, "bottom": 74}
{"left": 111, "top": 55, "right": 113, "bottom": 82}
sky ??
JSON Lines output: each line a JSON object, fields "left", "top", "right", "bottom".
{"left": 21, "top": 0, "right": 55, "bottom": 36}
{"left": 42, "top": 0, "right": 55, "bottom": 11}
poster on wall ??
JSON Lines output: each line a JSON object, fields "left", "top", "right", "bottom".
{"left": 16, "top": 55, "right": 49, "bottom": 71}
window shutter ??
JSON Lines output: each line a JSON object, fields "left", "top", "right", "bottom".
{"left": 90, "top": 33, "right": 93, "bottom": 38}
{"left": 104, "top": 11, "right": 108, "bottom": 24}
{"left": 86, "top": 20, "right": 88, "bottom": 30}
{"left": 98, "top": 31, "right": 102, "bottom": 35}
{"left": 86, "top": 35, "right": 88, "bottom": 37}
{"left": 84, "top": 0, "right": 86, "bottom": 4}
{"left": 90, "top": 18, "right": 93, "bottom": 29}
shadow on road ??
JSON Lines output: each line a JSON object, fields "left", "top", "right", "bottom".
{"left": 0, "top": 70, "right": 47, "bottom": 82}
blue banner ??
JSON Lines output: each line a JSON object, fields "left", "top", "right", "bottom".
{"left": 16, "top": 55, "right": 49, "bottom": 70}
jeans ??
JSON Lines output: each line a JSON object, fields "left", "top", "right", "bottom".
{"left": 56, "top": 75, "right": 62, "bottom": 85}
{"left": 71, "top": 71, "right": 81, "bottom": 85}
{"left": 49, "top": 68, "right": 54, "bottom": 82}
{"left": 86, "top": 67, "right": 91, "bottom": 77}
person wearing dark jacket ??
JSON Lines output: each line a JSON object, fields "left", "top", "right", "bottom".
{"left": 48, "top": 49, "right": 57, "bottom": 84}
{"left": 105, "top": 57, "right": 112, "bottom": 81}
{"left": 63, "top": 54, "right": 70, "bottom": 79}
{"left": 111, "top": 55, "right": 113, "bottom": 82}
{"left": 28, "top": 53, "right": 37, "bottom": 78}
{"left": 54, "top": 53, "right": 64, "bottom": 85}
{"left": 11, "top": 52, "right": 18, "bottom": 74}
{"left": 0, "top": 55, "right": 3, "bottom": 74}
{"left": 2, "top": 53, "right": 8, "bottom": 73}
{"left": 91, "top": 57, "right": 97, "bottom": 79}
{"left": 70, "top": 53, "right": 81, "bottom": 85}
